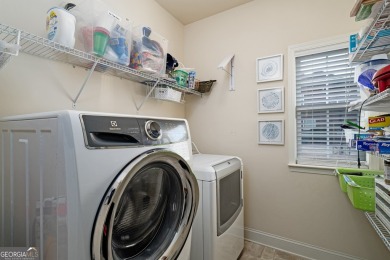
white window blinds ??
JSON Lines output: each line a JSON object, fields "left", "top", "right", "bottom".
{"left": 295, "top": 48, "right": 362, "bottom": 167}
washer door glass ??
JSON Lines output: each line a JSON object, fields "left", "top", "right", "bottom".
{"left": 112, "top": 163, "right": 182, "bottom": 258}
{"left": 92, "top": 150, "right": 198, "bottom": 260}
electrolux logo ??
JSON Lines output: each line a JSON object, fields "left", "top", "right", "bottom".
{"left": 109, "top": 120, "right": 121, "bottom": 131}
{"left": 0, "top": 247, "right": 39, "bottom": 260}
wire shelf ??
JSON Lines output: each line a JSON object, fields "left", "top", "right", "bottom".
{"left": 350, "top": 0, "right": 390, "bottom": 63}
{"left": 0, "top": 52, "right": 12, "bottom": 70}
{"left": 365, "top": 211, "right": 390, "bottom": 251}
{"left": 348, "top": 88, "right": 390, "bottom": 112}
{"left": 0, "top": 23, "right": 201, "bottom": 98}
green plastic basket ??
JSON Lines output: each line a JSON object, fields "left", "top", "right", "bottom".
{"left": 343, "top": 175, "right": 376, "bottom": 212}
{"left": 335, "top": 168, "right": 383, "bottom": 193}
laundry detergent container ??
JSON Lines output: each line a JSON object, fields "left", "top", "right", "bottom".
{"left": 335, "top": 167, "right": 383, "bottom": 193}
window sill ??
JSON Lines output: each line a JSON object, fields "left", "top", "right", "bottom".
{"left": 288, "top": 163, "right": 336, "bottom": 175}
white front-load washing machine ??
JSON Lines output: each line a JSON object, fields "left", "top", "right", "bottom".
{"left": 190, "top": 154, "right": 244, "bottom": 260}
{"left": 0, "top": 110, "right": 199, "bottom": 260}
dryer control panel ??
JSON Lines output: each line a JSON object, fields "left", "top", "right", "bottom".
{"left": 80, "top": 115, "right": 188, "bottom": 148}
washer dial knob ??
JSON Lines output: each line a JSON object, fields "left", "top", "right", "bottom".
{"left": 145, "top": 120, "right": 162, "bottom": 140}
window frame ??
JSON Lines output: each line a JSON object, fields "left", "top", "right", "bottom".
{"left": 287, "top": 34, "right": 355, "bottom": 175}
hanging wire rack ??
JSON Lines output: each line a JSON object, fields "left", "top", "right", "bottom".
{"left": 0, "top": 23, "right": 201, "bottom": 108}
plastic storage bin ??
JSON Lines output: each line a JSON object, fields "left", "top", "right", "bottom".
{"left": 153, "top": 87, "right": 182, "bottom": 103}
{"left": 335, "top": 168, "right": 383, "bottom": 193}
{"left": 354, "top": 56, "right": 390, "bottom": 99}
{"left": 343, "top": 175, "right": 376, "bottom": 211}
{"left": 130, "top": 26, "right": 168, "bottom": 75}
{"left": 70, "top": 0, "right": 132, "bottom": 65}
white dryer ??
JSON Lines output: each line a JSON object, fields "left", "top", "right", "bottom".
{"left": 190, "top": 154, "right": 244, "bottom": 260}
{"left": 0, "top": 110, "right": 199, "bottom": 260}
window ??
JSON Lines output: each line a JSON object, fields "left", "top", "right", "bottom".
{"left": 289, "top": 36, "right": 363, "bottom": 169}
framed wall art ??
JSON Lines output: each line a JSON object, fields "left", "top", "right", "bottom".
{"left": 256, "top": 54, "right": 283, "bottom": 82}
{"left": 258, "top": 120, "right": 284, "bottom": 145}
{"left": 258, "top": 87, "right": 284, "bottom": 113}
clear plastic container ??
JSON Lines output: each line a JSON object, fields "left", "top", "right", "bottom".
{"left": 70, "top": 0, "right": 132, "bottom": 65}
{"left": 129, "top": 26, "right": 168, "bottom": 75}
{"left": 355, "top": 57, "right": 390, "bottom": 99}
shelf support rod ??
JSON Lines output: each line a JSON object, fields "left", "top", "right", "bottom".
{"left": 229, "top": 56, "right": 234, "bottom": 91}
{"left": 14, "top": 29, "right": 21, "bottom": 56}
{"left": 135, "top": 79, "right": 160, "bottom": 111}
{"left": 72, "top": 59, "right": 99, "bottom": 108}
{"left": 217, "top": 54, "right": 235, "bottom": 91}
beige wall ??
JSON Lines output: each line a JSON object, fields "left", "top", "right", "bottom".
{"left": 184, "top": 0, "right": 390, "bottom": 259}
{"left": 2, "top": 0, "right": 390, "bottom": 259}
{"left": 0, "top": 0, "right": 186, "bottom": 118}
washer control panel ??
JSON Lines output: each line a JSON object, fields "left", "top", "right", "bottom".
{"left": 138, "top": 118, "right": 188, "bottom": 145}
{"left": 80, "top": 115, "right": 188, "bottom": 148}
{"left": 145, "top": 120, "right": 162, "bottom": 140}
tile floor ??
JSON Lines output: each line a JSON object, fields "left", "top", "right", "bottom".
{"left": 239, "top": 240, "right": 309, "bottom": 260}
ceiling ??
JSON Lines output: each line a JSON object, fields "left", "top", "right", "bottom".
{"left": 155, "top": 0, "right": 254, "bottom": 25}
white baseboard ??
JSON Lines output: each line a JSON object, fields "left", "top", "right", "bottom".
{"left": 244, "top": 228, "right": 365, "bottom": 260}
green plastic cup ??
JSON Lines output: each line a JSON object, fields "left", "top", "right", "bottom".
{"left": 93, "top": 27, "right": 110, "bottom": 57}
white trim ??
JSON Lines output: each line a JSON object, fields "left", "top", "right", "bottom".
{"left": 288, "top": 44, "right": 298, "bottom": 165}
{"left": 244, "top": 228, "right": 365, "bottom": 260}
{"left": 289, "top": 34, "right": 349, "bottom": 57}
{"left": 288, "top": 163, "right": 336, "bottom": 175}
{"left": 287, "top": 34, "right": 352, "bottom": 168}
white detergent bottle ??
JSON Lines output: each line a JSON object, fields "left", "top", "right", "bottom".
{"left": 46, "top": 3, "right": 76, "bottom": 48}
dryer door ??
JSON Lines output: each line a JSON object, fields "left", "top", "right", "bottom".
{"left": 92, "top": 150, "right": 198, "bottom": 260}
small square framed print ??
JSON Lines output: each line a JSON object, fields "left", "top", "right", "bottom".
{"left": 258, "top": 87, "right": 284, "bottom": 113}
{"left": 256, "top": 54, "right": 283, "bottom": 82}
{"left": 258, "top": 120, "right": 284, "bottom": 145}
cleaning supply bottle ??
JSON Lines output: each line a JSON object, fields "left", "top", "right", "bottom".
{"left": 46, "top": 3, "right": 76, "bottom": 48}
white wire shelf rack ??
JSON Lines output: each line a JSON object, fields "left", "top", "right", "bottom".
{"left": 0, "top": 26, "right": 19, "bottom": 70}
{"left": 366, "top": 211, "right": 390, "bottom": 251}
{"left": 0, "top": 23, "right": 201, "bottom": 108}
{"left": 0, "top": 52, "right": 12, "bottom": 70}
{"left": 348, "top": 88, "right": 390, "bottom": 112}
{"left": 350, "top": 0, "right": 390, "bottom": 63}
